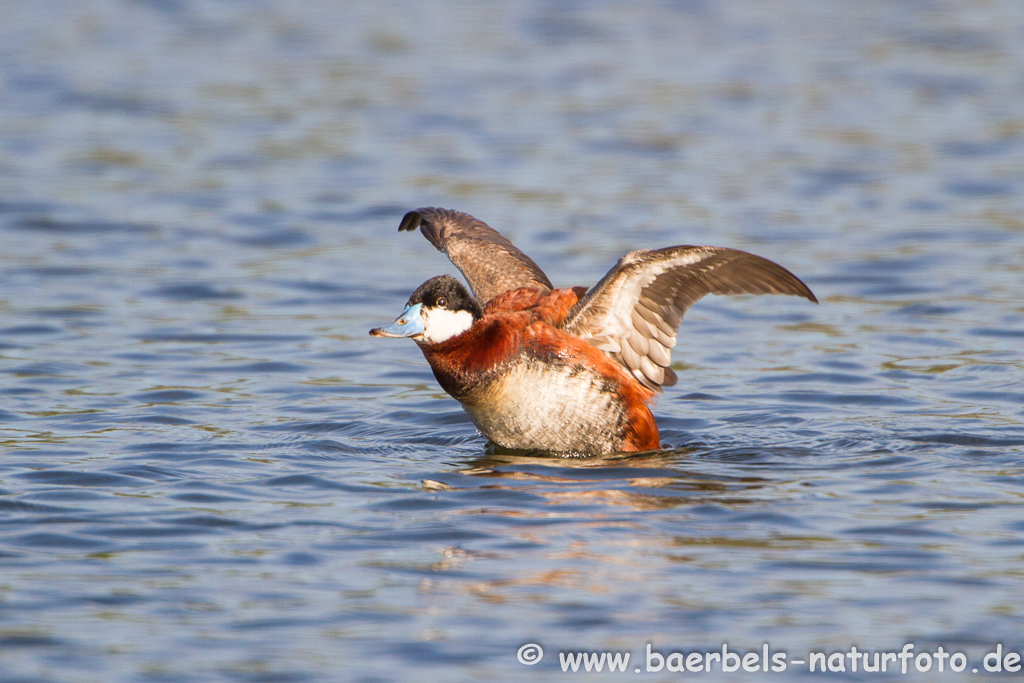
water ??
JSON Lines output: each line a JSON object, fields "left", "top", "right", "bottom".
{"left": 2, "top": 1, "right": 1023, "bottom": 680}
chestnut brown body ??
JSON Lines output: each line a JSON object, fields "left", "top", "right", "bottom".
{"left": 416, "top": 287, "right": 660, "bottom": 453}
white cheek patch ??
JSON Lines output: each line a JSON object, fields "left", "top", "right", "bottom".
{"left": 420, "top": 308, "right": 475, "bottom": 343}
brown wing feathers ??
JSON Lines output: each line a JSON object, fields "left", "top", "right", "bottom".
{"left": 563, "top": 246, "right": 817, "bottom": 391}
{"left": 398, "top": 207, "right": 816, "bottom": 393}
{"left": 399, "top": 207, "right": 553, "bottom": 304}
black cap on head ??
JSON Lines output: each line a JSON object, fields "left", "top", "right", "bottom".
{"left": 407, "top": 275, "right": 483, "bottom": 319}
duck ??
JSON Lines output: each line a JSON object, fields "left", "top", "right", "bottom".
{"left": 370, "top": 207, "right": 817, "bottom": 455}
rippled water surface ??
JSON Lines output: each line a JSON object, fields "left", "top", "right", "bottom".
{"left": 2, "top": 1, "right": 1024, "bottom": 681}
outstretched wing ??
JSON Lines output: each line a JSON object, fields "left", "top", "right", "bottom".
{"left": 399, "top": 207, "right": 553, "bottom": 303}
{"left": 561, "top": 246, "right": 817, "bottom": 391}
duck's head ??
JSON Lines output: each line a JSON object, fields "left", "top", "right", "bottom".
{"left": 370, "top": 275, "right": 483, "bottom": 343}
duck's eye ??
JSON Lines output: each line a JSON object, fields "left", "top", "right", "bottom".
{"left": 436, "top": 297, "right": 447, "bottom": 307}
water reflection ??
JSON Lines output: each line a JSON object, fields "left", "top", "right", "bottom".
{"left": 420, "top": 446, "right": 783, "bottom": 513}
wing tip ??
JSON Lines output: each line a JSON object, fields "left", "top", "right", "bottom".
{"left": 787, "top": 274, "right": 818, "bottom": 304}
{"left": 803, "top": 283, "right": 819, "bottom": 305}
{"left": 398, "top": 209, "right": 424, "bottom": 232}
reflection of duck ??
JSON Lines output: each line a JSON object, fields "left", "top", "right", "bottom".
{"left": 449, "top": 447, "right": 768, "bottom": 509}
{"left": 371, "top": 207, "right": 816, "bottom": 455}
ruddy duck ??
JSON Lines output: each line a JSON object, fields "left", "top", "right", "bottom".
{"left": 371, "top": 207, "right": 817, "bottom": 455}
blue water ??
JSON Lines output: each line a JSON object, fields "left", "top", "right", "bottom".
{"left": 2, "top": 1, "right": 1023, "bottom": 681}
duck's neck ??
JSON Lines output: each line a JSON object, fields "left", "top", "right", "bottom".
{"left": 416, "top": 316, "right": 521, "bottom": 400}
